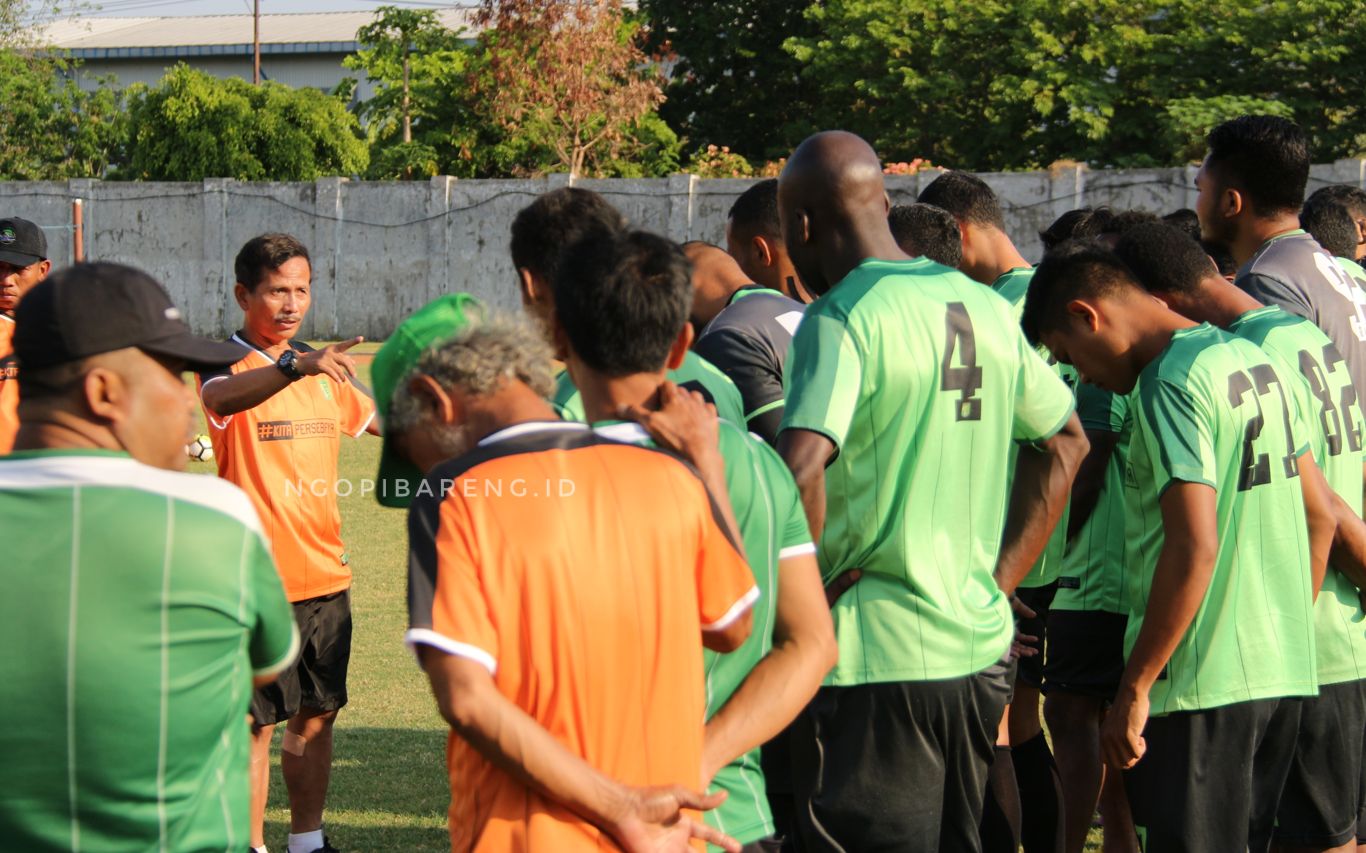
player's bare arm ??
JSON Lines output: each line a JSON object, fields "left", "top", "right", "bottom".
{"left": 700, "top": 551, "right": 836, "bottom": 783}
{"left": 1101, "top": 481, "right": 1218, "bottom": 770}
{"left": 994, "top": 413, "right": 1089, "bottom": 595}
{"left": 1297, "top": 451, "right": 1338, "bottom": 599}
{"left": 776, "top": 428, "right": 833, "bottom": 545}
{"left": 202, "top": 337, "right": 364, "bottom": 417}
{"left": 1065, "top": 427, "right": 1120, "bottom": 540}
{"left": 417, "top": 647, "right": 742, "bottom": 853}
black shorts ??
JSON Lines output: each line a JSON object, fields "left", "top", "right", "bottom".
{"left": 1041, "top": 610, "right": 1127, "bottom": 700}
{"left": 250, "top": 590, "right": 352, "bottom": 727}
{"left": 1275, "top": 679, "right": 1366, "bottom": 847}
{"left": 791, "top": 661, "right": 1012, "bottom": 851}
{"left": 1124, "top": 697, "right": 1301, "bottom": 853}
{"left": 1014, "top": 583, "right": 1057, "bottom": 689}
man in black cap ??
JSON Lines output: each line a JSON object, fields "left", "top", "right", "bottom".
{"left": 0, "top": 262, "right": 298, "bottom": 849}
{"left": 0, "top": 216, "right": 50, "bottom": 453}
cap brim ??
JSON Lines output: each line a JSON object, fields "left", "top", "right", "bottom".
{"left": 0, "top": 250, "right": 44, "bottom": 266}
{"left": 375, "top": 431, "right": 427, "bottom": 509}
{"left": 140, "top": 331, "right": 247, "bottom": 371}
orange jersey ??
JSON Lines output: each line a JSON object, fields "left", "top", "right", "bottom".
{"left": 198, "top": 335, "right": 375, "bottom": 602}
{"left": 0, "top": 317, "right": 17, "bottom": 454}
{"left": 405, "top": 421, "right": 758, "bottom": 853}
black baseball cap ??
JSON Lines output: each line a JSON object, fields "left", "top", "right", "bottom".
{"left": 0, "top": 218, "right": 48, "bottom": 266}
{"left": 15, "top": 262, "right": 245, "bottom": 371}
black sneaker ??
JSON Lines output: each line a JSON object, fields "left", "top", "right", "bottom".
{"left": 308, "top": 837, "right": 340, "bottom": 853}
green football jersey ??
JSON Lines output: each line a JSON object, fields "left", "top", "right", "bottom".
{"left": 553, "top": 350, "right": 747, "bottom": 427}
{"left": 1123, "top": 324, "right": 1317, "bottom": 714}
{"left": 592, "top": 418, "right": 812, "bottom": 844}
{"left": 1054, "top": 384, "right": 1132, "bottom": 614}
{"left": 781, "top": 258, "right": 1075, "bottom": 685}
{"left": 992, "top": 266, "right": 1078, "bottom": 589}
{"left": 0, "top": 450, "right": 298, "bottom": 851}
{"left": 1227, "top": 306, "right": 1366, "bottom": 685}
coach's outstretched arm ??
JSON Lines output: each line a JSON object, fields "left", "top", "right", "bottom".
{"left": 994, "top": 413, "right": 1089, "bottom": 595}
{"left": 202, "top": 337, "right": 364, "bottom": 417}
{"left": 419, "top": 649, "right": 742, "bottom": 853}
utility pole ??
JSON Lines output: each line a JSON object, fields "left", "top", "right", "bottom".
{"left": 253, "top": 0, "right": 261, "bottom": 85}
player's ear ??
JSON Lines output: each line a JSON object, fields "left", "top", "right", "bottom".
{"left": 1065, "top": 298, "right": 1102, "bottom": 333}
{"left": 517, "top": 267, "right": 541, "bottom": 309}
{"left": 82, "top": 363, "right": 126, "bottom": 422}
{"left": 753, "top": 234, "right": 773, "bottom": 267}
{"left": 410, "top": 373, "right": 459, "bottom": 426}
{"left": 233, "top": 282, "right": 251, "bottom": 311}
{"left": 667, "top": 323, "right": 694, "bottom": 370}
{"left": 1224, "top": 187, "right": 1245, "bottom": 219}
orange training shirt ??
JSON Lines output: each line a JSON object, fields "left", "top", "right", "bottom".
{"left": 405, "top": 421, "right": 759, "bottom": 853}
{"left": 198, "top": 335, "right": 374, "bottom": 602}
{"left": 0, "top": 317, "right": 17, "bottom": 454}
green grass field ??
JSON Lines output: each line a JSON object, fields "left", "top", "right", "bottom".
{"left": 185, "top": 343, "right": 1105, "bottom": 852}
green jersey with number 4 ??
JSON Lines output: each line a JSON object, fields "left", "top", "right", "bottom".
{"left": 781, "top": 258, "right": 1074, "bottom": 685}
{"left": 992, "top": 266, "right": 1077, "bottom": 589}
{"left": 1124, "top": 324, "right": 1317, "bottom": 714}
{"left": 1227, "top": 306, "right": 1366, "bottom": 685}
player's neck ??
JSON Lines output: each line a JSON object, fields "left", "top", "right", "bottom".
{"left": 1135, "top": 313, "right": 1199, "bottom": 372}
{"left": 823, "top": 220, "right": 912, "bottom": 288}
{"left": 13, "top": 413, "right": 121, "bottom": 455}
{"left": 576, "top": 370, "right": 669, "bottom": 425}
{"left": 462, "top": 387, "right": 561, "bottom": 446}
{"left": 1200, "top": 277, "right": 1263, "bottom": 327}
{"left": 964, "top": 229, "right": 1028, "bottom": 285}
{"left": 1232, "top": 215, "right": 1302, "bottom": 266}
{"left": 237, "top": 326, "right": 292, "bottom": 357}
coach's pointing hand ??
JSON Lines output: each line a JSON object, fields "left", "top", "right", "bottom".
{"left": 298, "top": 336, "right": 364, "bottom": 384}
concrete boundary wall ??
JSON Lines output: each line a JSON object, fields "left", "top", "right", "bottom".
{"left": 5, "top": 160, "right": 1365, "bottom": 339}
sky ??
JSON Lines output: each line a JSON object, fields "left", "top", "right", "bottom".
{"left": 37, "top": 0, "right": 464, "bottom": 17}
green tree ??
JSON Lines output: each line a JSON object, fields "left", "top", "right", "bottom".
{"left": 0, "top": 50, "right": 127, "bottom": 179}
{"left": 124, "top": 64, "right": 368, "bottom": 180}
{"left": 344, "top": 6, "right": 468, "bottom": 178}
{"left": 641, "top": 0, "right": 816, "bottom": 162}
{"left": 786, "top": 0, "right": 1366, "bottom": 170}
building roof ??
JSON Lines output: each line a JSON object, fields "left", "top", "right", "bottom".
{"left": 42, "top": 9, "right": 479, "bottom": 59}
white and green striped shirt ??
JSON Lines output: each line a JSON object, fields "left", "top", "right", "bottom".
{"left": 0, "top": 449, "right": 297, "bottom": 852}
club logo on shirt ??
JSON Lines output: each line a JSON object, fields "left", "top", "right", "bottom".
{"left": 0, "top": 354, "right": 15, "bottom": 381}
{"left": 318, "top": 377, "right": 333, "bottom": 400}
{"left": 257, "top": 419, "right": 338, "bottom": 442}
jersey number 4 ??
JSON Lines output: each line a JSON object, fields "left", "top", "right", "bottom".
{"left": 942, "top": 302, "right": 983, "bottom": 421}
{"left": 1228, "top": 364, "right": 1299, "bottom": 491}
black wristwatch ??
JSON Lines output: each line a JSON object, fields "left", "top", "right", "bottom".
{"left": 276, "top": 348, "right": 304, "bottom": 382}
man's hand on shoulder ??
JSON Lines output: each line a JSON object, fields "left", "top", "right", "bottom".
{"left": 297, "top": 336, "right": 364, "bottom": 385}
{"left": 621, "top": 381, "right": 722, "bottom": 473}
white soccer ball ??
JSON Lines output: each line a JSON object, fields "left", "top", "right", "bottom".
{"left": 186, "top": 434, "right": 214, "bottom": 463}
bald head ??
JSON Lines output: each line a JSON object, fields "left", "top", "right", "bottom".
{"left": 778, "top": 131, "right": 905, "bottom": 295}
{"left": 684, "top": 241, "right": 753, "bottom": 330}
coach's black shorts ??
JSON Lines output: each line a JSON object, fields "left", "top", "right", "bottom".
{"left": 1041, "top": 610, "right": 1127, "bottom": 700}
{"left": 791, "top": 660, "right": 1012, "bottom": 851}
{"left": 1125, "top": 697, "right": 1300, "bottom": 853}
{"left": 1275, "top": 679, "right": 1366, "bottom": 848}
{"left": 1014, "top": 583, "right": 1057, "bottom": 689}
{"left": 250, "top": 589, "right": 352, "bottom": 727}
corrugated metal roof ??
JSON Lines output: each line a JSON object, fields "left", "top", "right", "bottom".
{"left": 45, "top": 9, "right": 480, "bottom": 50}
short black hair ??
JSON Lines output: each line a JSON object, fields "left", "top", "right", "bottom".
{"left": 1301, "top": 197, "right": 1359, "bottom": 259}
{"left": 1307, "top": 184, "right": 1366, "bottom": 220}
{"left": 888, "top": 203, "right": 962, "bottom": 267}
{"left": 234, "top": 233, "right": 310, "bottom": 292}
{"left": 1039, "top": 207, "right": 1115, "bottom": 251}
{"left": 1021, "top": 241, "right": 1137, "bottom": 346}
{"left": 1099, "top": 209, "right": 1160, "bottom": 239}
{"left": 1205, "top": 115, "right": 1310, "bottom": 216}
{"left": 727, "top": 179, "right": 781, "bottom": 239}
{"left": 553, "top": 230, "right": 692, "bottom": 376}
{"left": 1112, "top": 223, "right": 1213, "bottom": 296}
{"left": 1161, "top": 209, "right": 1202, "bottom": 242}
{"left": 510, "top": 188, "right": 627, "bottom": 282}
{"left": 1202, "top": 240, "right": 1238, "bottom": 277}
{"left": 917, "top": 171, "right": 1006, "bottom": 230}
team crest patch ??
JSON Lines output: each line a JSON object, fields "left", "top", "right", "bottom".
{"left": 319, "top": 377, "right": 333, "bottom": 400}
{"left": 0, "top": 228, "right": 13, "bottom": 244}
